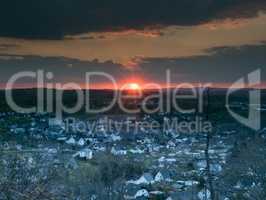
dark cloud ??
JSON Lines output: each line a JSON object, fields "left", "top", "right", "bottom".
{"left": 0, "top": 0, "right": 266, "bottom": 39}
{"left": 139, "top": 42, "right": 266, "bottom": 84}
{"left": 0, "top": 55, "right": 131, "bottom": 86}
{"left": 0, "top": 43, "right": 266, "bottom": 87}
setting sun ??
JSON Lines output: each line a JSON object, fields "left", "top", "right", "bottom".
{"left": 128, "top": 83, "right": 141, "bottom": 90}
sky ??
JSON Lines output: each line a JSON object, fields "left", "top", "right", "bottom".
{"left": 0, "top": 0, "right": 266, "bottom": 89}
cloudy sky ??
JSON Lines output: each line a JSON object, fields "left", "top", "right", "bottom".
{"left": 0, "top": 0, "right": 266, "bottom": 88}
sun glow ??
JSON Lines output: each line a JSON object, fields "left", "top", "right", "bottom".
{"left": 127, "top": 83, "right": 141, "bottom": 90}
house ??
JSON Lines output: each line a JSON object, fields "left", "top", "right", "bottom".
{"left": 73, "top": 148, "right": 93, "bottom": 160}
{"left": 154, "top": 170, "right": 172, "bottom": 182}
{"left": 127, "top": 173, "right": 154, "bottom": 185}
{"left": 134, "top": 189, "right": 149, "bottom": 199}
{"left": 66, "top": 137, "right": 76, "bottom": 145}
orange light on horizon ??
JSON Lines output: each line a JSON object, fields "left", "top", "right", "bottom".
{"left": 127, "top": 83, "right": 141, "bottom": 90}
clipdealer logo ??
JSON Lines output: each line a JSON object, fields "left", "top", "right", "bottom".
{"left": 4, "top": 68, "right": 263, "bottom": 132}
